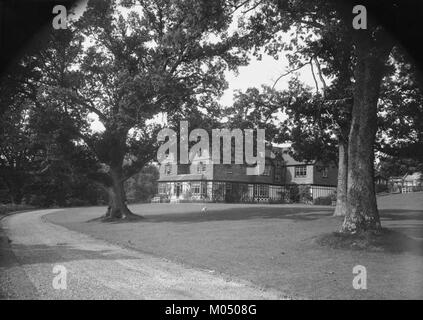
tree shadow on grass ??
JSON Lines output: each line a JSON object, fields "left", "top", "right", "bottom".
{"left": 316, "top": 228, "right": 423, "bottom": 257}
{"left": 379, "top": 209, "right": 423, "bottom": 221}
{"left": 87, "top": 213, "right": 144, "bottom": 223}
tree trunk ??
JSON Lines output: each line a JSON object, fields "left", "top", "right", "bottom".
{"left": 333, "top": 141, "right": 348, "bottom": 216}
{"left": 341, "top": 38, "right": 392, "bottom": 233}
{"left": 105, "top": 166, "right": 133, "bottom": 219}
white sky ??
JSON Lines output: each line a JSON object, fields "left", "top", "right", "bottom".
{"left": 221, "top": 54, "right": 319, "bottom": 107}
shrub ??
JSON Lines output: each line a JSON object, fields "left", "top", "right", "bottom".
{"left": 299, "top": 185, "right": 312, "bottom": 203}
{"left": 288, "top": 185, "right": 300, "bottom": 203}
{"left": 65, "top": 198, "right": 91, "bottom": 207}
{"left": 376, "top": 183, "right": 389, "bottom": 194}
{"left": 269, "top": 198, "right": 286, "bottom": 204}
{"left": 313, "top": 196, "right": 332, "bottom": 205}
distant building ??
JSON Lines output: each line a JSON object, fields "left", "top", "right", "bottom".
{"left": 402, "top": 172, "right": 423, "bottom": 192}
{"left": 388, "top": 172, "right": 423, "bottom": 193}
{"left": 155, "top": 147, "right": 337, "bottom": 203}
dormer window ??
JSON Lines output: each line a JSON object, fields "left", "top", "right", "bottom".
{"left": 275, "top": 167, "right": 282, "bottom": 181}
{"left": 197, "top": 162, "right": 206, "bottom": 173}
{"left": 322, "top": 167, "right": 328, "bottom": 178}
{"left": 295, "top": 165, "right": 307, "bottom": 178}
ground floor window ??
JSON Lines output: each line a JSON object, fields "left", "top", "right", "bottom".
{"left": 191, "top": 182, "right": 201, "bottom": 194}
{"left": 254, "top": 184, "right": 269, "bottom": 198}
{"left": 158, "top": 183, "right": 167, "bottom": 194}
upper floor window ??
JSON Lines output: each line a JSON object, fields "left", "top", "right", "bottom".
{"left": 294, "top": 165, "right": 307, "bottom": 178}
{"left": 197, "top": 162, "right": 206, "bottom": 173}
{"left": 322, "top": 167, "right": 328, "bottom": 178}
{"left": 275, "top": 168, "right": 282, "bottom": 181}
{"left": 261, "top": 165, "right": 271, "bottom": 176}
{"left": 164, "top": 163, "right": 172, "bottom": 175}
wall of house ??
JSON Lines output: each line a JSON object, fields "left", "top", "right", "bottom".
{"left": 189, "top": 161, "right": 214, "bottom": 179}
{"left": 282, "top": 165, "right": 314, "bottom": 184}
{"left": 312, "top": 163, "right": 338, "bottom": 186}
{"left": 212, "top": 162, "right": 279, "bottom": 184}
{"left": 158, "top": 151, "right": 338, "bottom": 191}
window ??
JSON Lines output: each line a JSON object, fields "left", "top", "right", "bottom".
{"left": 197, "top": 162, "right": 206, "bottom": 173}
{"left": 191, "top": 183, "right": 201, "bottom": 194}
{"left": 295, "top": 165, "right": 307, "bottom": 178}
{"left": 275, "top": 168, "right": 282, "bottom": 182}
{"left": 164, "top": 163, "right": 172, "bottom": 175}
{"left": 158, "top": 183, "right": 165, "bottom": 194}
{"left": 255, "top": 184, "right": 269, "bottom": 197}
{"left": 322, "top": 167, "right": 328, "bottom": 178}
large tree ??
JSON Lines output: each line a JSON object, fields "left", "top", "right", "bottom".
{"left": 240, "top": 0, "right": 421, "bottom": 232}
{"left": 237, "top": 0, "right": 355, "bottom": 217}
{"left": 377, "top": 48, "right": 423, "bottom": 175}
{"left": 25, "top": 0, "right": 247, "bottom": 219}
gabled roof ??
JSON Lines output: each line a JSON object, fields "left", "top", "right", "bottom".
{"left": 161, "top": 146, "right": 314, "bottom": 167}
{"left": 404, "top": 172, "right": 422, "bottom": 182}
{"left": 271, "top": 146, "right": 315, "bottom": 166}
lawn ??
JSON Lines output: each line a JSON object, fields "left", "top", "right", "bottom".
{"left": 45, "top": 192, "right": 423, "bottom": 299}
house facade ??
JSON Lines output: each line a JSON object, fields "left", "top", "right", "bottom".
{"left": 156, "top": 147, "right": 338, "bottom": 203}
{"left": 388, "top": 172, "right": 423, "bottom": 193}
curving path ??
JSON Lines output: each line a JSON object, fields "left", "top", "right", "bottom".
{"left": 0, "top": 210, "right": 285, "bottom": 299}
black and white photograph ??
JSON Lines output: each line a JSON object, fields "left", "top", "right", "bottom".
{"left": 0, "top": 0, "right": 423, "bottom": 306}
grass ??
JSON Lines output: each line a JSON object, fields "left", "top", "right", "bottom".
{"left": 317, "top": 229, "right": 423, "bottom": 254}
{"left": 45, "top": 192, "right": 423, "bottom": 299}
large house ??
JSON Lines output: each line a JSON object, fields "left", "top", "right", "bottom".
{"left": 156, "top": 147, "right": 338, "bottom": 203}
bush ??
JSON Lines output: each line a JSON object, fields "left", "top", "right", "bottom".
{"left": 299, "top": 185, "right": 312, "bottom": 203}
{"left": 288, "top": 185, "right": 300, "bottom": 203}
{"left": 376, "top": 183, "right": 389, "bottom": 194}
{"left": 313, "top": 196, "right": 332, "bottom": 205}
{"left": 0, "top": 203, "right": 36, "bottom": 216}
{"left": 269, "top": 198, "right": 286, "bottom": 204}
{"left": 65, "top": 198, "right": 91, "bottom": 207}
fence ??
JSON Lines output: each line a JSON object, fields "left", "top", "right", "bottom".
{"left": 401, "top": 185, "right": 423, "bottom": 193}
{"left": 157, "top": 181, "right": 336, "bottom": 204}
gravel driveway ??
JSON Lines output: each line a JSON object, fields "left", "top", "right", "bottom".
{"left": 0, "top": 210, "right": 285, "bottom": 299}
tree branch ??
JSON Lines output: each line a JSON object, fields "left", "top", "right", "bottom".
{"left": 309, "top": 58, "right": 319, "bottom": 94}
{"left": 272, "top": 61, "right": 311, "bottom": 89}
